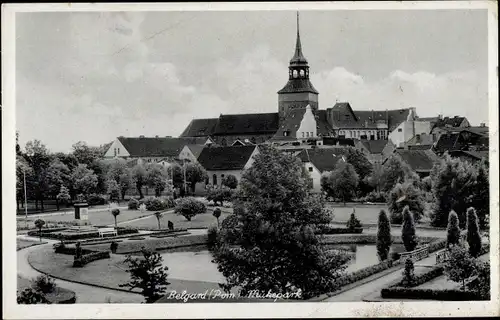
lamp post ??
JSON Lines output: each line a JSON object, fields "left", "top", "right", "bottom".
{"left": 23, "top": 169, "right": 28, "bottom": 228}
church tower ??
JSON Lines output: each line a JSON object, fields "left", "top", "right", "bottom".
{"left": 278, "top": 12, "right": 319, "bottom": 119}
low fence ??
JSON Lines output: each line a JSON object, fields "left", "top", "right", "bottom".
{"left": 398, "top": 245, "right": 430, "bottom": 263}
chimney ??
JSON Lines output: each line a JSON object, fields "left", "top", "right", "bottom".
{"left": 372, "top": 110, "right": 375, "bottom": 123}
{"left": 155, "top": 135, "right": 159, "bottom": 138}
{"left": 139, "top": 135, "right": 145, "bottom": 138}
{"left": 480, "top": 123, "right": 486, "bottom": 127}
{"left": 438, "top": 114, "right": 443, "bottom": 120}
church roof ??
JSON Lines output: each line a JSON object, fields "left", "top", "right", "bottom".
{"left": 117, "top": 136, "right": 207, "bottom": 158}
{"left": 277, "top": 79, "right": 319, "bottom": 94}
{"left": 327, "top": 102, "right": 410, "bottom": 131}
{"left": 298, "top": 148, "right": 346, "bottom": 173}
{"left": 197, "top": 145, "right": 257, "bottom": 171}
{"left": 180, "top": 118, "right": 218, "bottom": 137}
{"left": 290, "top": 12, "right": 308, "bottom": 66}
{"left": 213, "top": 113, "right": 279, "bottom": 135}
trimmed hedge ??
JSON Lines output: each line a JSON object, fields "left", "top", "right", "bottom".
{"left": 392, "top": 266, "right": 444, "bottom": 288}
{"left": 380, "top": 287, "right": 483, "bottom": 301}
{"left": 27, "top": 228, "right": 68, "bottom": 237}
{"left": 334, "top": 259, "right": 394, "bottom": 287}
{"left": 54, "top": 245, "right": 94, "bottom": 255}
{"left": 315, "top": 226, "right": 363, "bottom": 235}
{"left": 73, "top": 251, "right": 110, "bottom": 267}
{"left": 37, "top": 227, "right": 139, "bottom": 240}
{"left": 428, "top": 238, "right": 447, "bottom": 253}
{"left": 149, "top": 232, "right": 190, "bottom": 239}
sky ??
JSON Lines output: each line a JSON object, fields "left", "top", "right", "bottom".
{"left": 16, "top": 9, "right": 489, "bottom": 153}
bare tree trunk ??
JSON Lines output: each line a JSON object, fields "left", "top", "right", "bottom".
{"left": 56, "top": 198, "right": 60, "bottom": 211}
{"left": 41, "top": 197, "right": 45, "bottom": 212}
{"left": 35, "top": 198, "right": 38, "bottom": 211}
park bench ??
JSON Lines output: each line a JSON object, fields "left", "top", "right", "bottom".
{"left": 98, "top": 227, "right": 117, "bottom": 238}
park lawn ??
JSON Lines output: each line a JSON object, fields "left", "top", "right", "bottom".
{"left": 28, "top": 245, "right": 231, "bottom": 296}
{"left": 121, "top": 210, "right": 230, "bottom": 230}
{"left": 17, "top": 239, "right": 46, "bottom": 250}
{"left": 21, "top": 209, "right": 156, "bottom": 228}
{"left": 325, "top": 203, "right": 388, "bottom": 224}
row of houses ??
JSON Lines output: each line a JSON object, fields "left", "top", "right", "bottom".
{"left": 102, "top": 114, "right": 488, "bottom": 194}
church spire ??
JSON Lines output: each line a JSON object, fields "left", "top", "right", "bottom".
{"left": 290, "top": 11, "right": 308, "bottom": 65}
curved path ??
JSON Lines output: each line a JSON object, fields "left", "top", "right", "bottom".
{"left": 17, "top": 239, "right": 144, "bottom": 303}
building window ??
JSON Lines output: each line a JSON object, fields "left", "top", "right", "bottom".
{"left": 283, "top": 131, "right": 288, "bottom": 137}
{"left": 114, "top": 148, "right": 117, "bottom": 156}
{"left": 310, "top": 132, "right": 313, "bottom": 137}
{"left": 292, "top": 70, "right": 298, "bottom": 78}
{"left": 308, "top": 167, "right": 313, "bottom": 172}
{"left": 306, "top": 132, "right": 309, "bottom": 138}
{"left": 213, "top": 174, "right": 217, "bottom": 186}
{"left": 302, "top": 132, "right": 304, "bottom": 138}
{"left": 117, "top": 148, "right": 120, "bottom": 154}
{"left": 299, "top": 69, "right": 305, "bottom": 77}
{"left": 221, "top": 174, "right": 225, "bottom": 180}
{"left": 398, "top": 128, "right": 402, "bottom": 132}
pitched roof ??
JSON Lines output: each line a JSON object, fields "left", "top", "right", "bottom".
{"left": 213, "top": 113, "right": 279, "bottom": 135}
{"left": 298, "top": 148, "right": 346, "bottom": 173}
{"left": 464, "top": 126, "right": 488, "bottom": 136}
{"left": 394, "top": 149, "right": 440, "bottom": 172}
{"left": 117, "top": 137, "right": 207, "bottom": 158}
{"left": 405, "top": 133, "right": 434, "bottom": 146}
{"left": 277, "top": 79, "right": 319, "bottom": 94}
{"left": 433, "top": 132, "right": 461, "bottom": 154}
{"left": 327, "top": 103, "right": 411, "bottom": 131}
{"left": 197, "top": 145, "right": 257, "bottom": 171}
{"left": 434, "top": 116, "right": 467, "bottom": 128}
{"left": 273, "top": 108, "right": 333, "bottom": 139}
{"left": 358, "top": 140, "right": 388, "bottom": 154}
{"left": 180, "top": 118, "right": 218, "bottom": 137}
{"left": 185, "top": 145, "right": 205, "bottom": 159}
{"left": 322, "top": 137, "right": 356, "bottom": 147}
{"left": 450, "top": 150, "right": 489, "bottom": 162}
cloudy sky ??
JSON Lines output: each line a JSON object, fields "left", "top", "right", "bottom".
{"left": 16, "top": 9, "right": 489, "bottom": 152}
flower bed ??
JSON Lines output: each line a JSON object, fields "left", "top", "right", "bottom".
{"left": 54, "top": 245, "right": 95, "bottom": 255}
{"left": 380, "top": 287, "right": 483, "bottom": 300}
{"left": 150, "top": 228, "right": 189, "bottom": 235}
{"left": 73, "top": 251, "right": 111, "bottom": 267}
{"left": 31, "top": 227, "right": 139, "bottom": 240}
{"left": 334, "top": 259, "right": 395, "bottom": 287}
{"left": 149, "top": 232, "right": 191, "bottom": 238}
{"left": 391, "top": 266, "right": 444, "bottom": 288}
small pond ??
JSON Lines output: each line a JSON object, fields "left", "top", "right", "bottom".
{"left": 160, "top": 244, "right": 406, "bottom": 283}
{"left": 325, "top": 244, "right": 406, "bottom": 273}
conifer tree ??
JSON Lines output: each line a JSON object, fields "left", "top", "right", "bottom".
{"left": 376, "top": 209, "right": 392, "bottom": 261}
{"left": 446, "top": 210, "right": 461, "bottom": 248}
{"left": 401, "top": 206, "right": 418, "bottom": 252}
{"left": 466, "top": 207, "right": 482, "bottom": 257}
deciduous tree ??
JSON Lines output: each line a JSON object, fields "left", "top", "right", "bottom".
{"left": 213, "top": 146, "right": 349, "bottom": 299}
{"left": 70, "top": 164, "right": 98, "bottom": 198}
{"left": 131, "top": 164, "right": 147, "bottom": 199}
{"left": 444, "top": 244, "right": 477, "bottom": 290}
{"left": 388, "top": 181, "right": 425, "bottom": 224}
{"left": 222, "top": 174, "right": 238, "bottom": 189}
{"left": 321, "top": 161, "right": 359, "bottom": 205}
